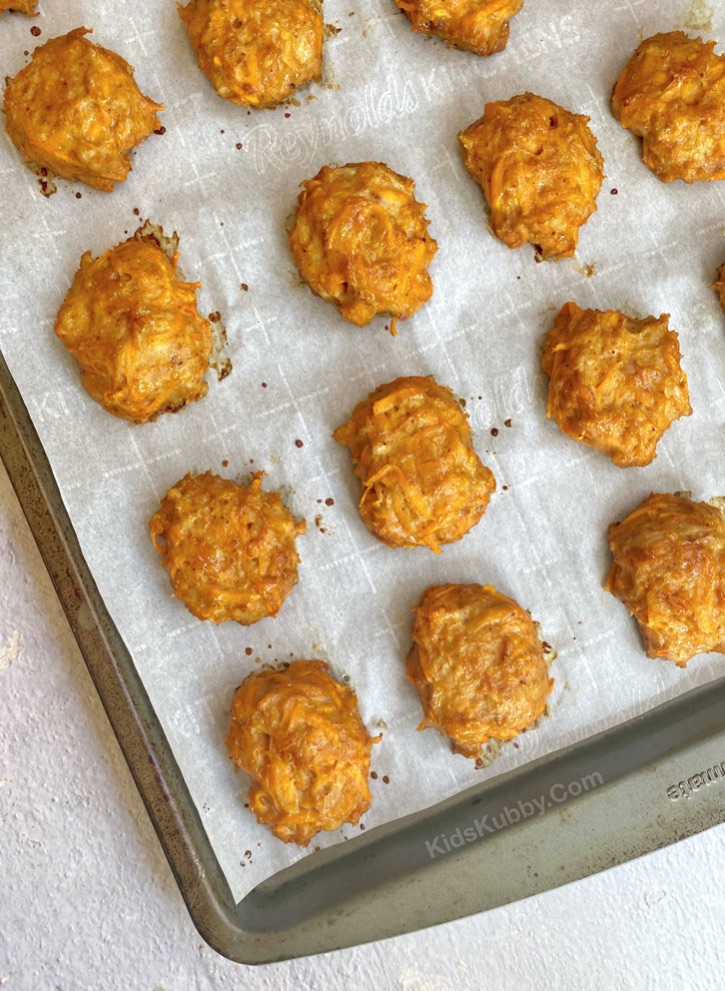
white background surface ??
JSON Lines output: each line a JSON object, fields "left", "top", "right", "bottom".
{"left": 2, "top": 0, "right": 725, "bottom": 983}
{"left": 1, "top": 461, "right": 724, "bottom": 989}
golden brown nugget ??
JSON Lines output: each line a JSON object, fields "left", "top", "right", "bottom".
{"left": 226, "top": 660, "right": 377, "bottom": 845}
{"left": 178, "top": 0, "right": 323, "bottom": 109}
{"left": 711, "top": 261, "right": 725, "bottom": 311}
{"left": 394, "top": 0, "right": 523, "bottom": 56}
{"left": 407, "top": 584, "right": 553, "bottom": 759}
{"left": 606, "top": 493, "right": 725, "bottom": 667}
{"left": 612, "top": 32, "right": 725, "bottom": 183}
{"left": 333, "top": 376, "right": 495, "bottom": 552}
{"left": 55, "top": 233, "right": 212, "bottom": 423}
{"left": 151, "top": 471, "right": 306, "bottom": 625}
{"left": 288, "top": 162, "right": 437, "bottom": 330}
{"left": 0, "top": 0, "right": 38, "bottom": 14}
{"left": 459, "top": 93, "right": 604, "bottom": 261}
{"left": 3, "top": 28, "right": 162, "bottom": 191}
{"left": 542, "top": 302, "right": 691, "bottom": 468}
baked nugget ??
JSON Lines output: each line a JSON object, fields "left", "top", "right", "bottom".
{"left": 542, "top": 302, "right": 691, "bottom": 468}
{"left": 407, "top": 584, "right": 553, "bottom": 758}
{"left": 612, "top": 32, "right": 725, "bottom": 183}
{"left": 711, "top": 261, "right": 725, "bottom": 311}
{"left": 178, "top": 0, "right": 323, "bottom": 109}
{"left": 333, "top": 376, "right": 495, "bottom": 552}
{"left": 606, "top": 493, "right": 725, "bottom": 666}
{"left": 0, "top": 0, "right": 38, "bottom": 14}
{"left": 55, "top": 228, "right": 213, "bottom": 423}
{"left": 4, "top": 29, "right": 162, "bottom": 191}
{"left": 394, "top": 0, "right": 523, "bottom": 56}
{"left": 459, "top": 93, "right": 604, "bottom": 261}
{"left": 226, "top": 660, "right": 377, "bottom": 844}
{"left": 151, "top": 471, "right": 306, "bottom": 625}
{"left": 288, "top": 162, "right": 437, "bottom": 330}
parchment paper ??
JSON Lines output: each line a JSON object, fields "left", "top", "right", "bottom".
{"left": 2, "top": 0, "right": 725, "bottom": 903}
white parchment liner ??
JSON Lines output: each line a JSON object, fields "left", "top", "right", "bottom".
{"left": 1, "top": 0, "right": 724, "bottom": 901}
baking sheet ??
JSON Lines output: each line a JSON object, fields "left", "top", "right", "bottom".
{"left": 2, "top": 0, "right": 725, "bottom": 903}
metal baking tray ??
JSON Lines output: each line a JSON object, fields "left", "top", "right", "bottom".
{"left": 2, "top": 344, "right": 725, "bottom": 964}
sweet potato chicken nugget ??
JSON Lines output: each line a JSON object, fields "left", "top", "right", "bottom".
{"left": 459, "top": 93, "right": 604, "bottom": 261}
{"left": 150, "top": 471, "right": 305, "bottom": 626}
{"left": 288, "top": 162, "right": 437, "bottom": 331}
{"left": 178, "top": 0, "right": 323, "bottom": 109}
{"left": 612, "top": 32, "right": 725, "bottom": 183}
{"left": 606, "top": 493, "right": 725, "bottom": 667}
{"left": 3, "top": 28, "right": 162, "bottom": 191}
{"left": 226, "top": 660, "right": 377, "bottom": 844}
{"left": 0, "top": 0, "right": 37, "bottom": 14}
{"left": 55, "top": 234, "right": 212, "bottom": 423}
{"left": 407, "top": 584, "right": 553, "bottom": 758}
{"left": 394, "top": 0, "right": 523, "bottom": 57}
{"left": 542, "top": 302, "right": 691, "bottom": 468}
{"left": 333, "top": 376, "right": 495, "bottom": 552}
{"left": 713, "top": 261, "right": 725, "bottom": 311}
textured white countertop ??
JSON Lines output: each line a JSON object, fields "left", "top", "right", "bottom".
{"left": 1, "top": 459, "right": 724, "bottom": 989}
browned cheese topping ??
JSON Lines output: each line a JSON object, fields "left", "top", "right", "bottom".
{"left": 150, "top": 472, "right": 306, "bottom": 625}
{"left": 612, "top": 31, "right": 725, "bottom": 183}
{"left": 178, "top": 0, "right": 323, "bottom": 109}
{"left": 0, "top": 0, "right": 38, "bottom": 14}
{"left": 459, "top": 92, "right": 604, "bottom": 260}
{"left": 393, "top": 0, "right": 523, "bottom": 56}
{"left": 606, "top": 493, "right": 725, "bottom": 666}
{"left": 55, "top": 235, "right": 212, "bottom": 423}
{"left": 288, "top": 161, "right": 437, "bottom": 330}
{"left": 4, "top": 28, "right": 162, "bottom": 190}
{"left": 542, "top": 302, "right": 691, "bottom": 467}
{"left": 711, "top": 259, "right": 725, "bottom": 312}
{"left": 226, "top": 660, "right": 377, "bottom": 844}
{"left": 407, "top": 583, "right": 553, "bottom": 758}
{"left": 333, "top": 376, "right": 495, "bottom": 552}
